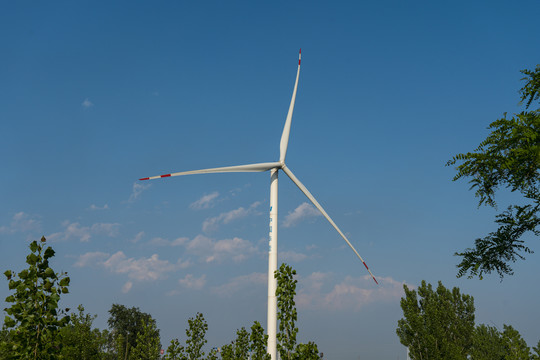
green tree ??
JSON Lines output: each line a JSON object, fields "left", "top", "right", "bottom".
{"left": 470, "top": 324, "right": 505, "bottom": 360}
{"left": 107, "top": 304, "right": 159, "bottom": 359}
{"left": 220, "top": 326, "right": 252, "bottom": 360}
{"left": 185, "top": 312, "right": 208, "bottom": 360}
{"left": 0, "top": 327, "right": 12, "bottom": 360}
{"left": 2, "top": 236, "right": 70, "bottom": 359}
{"left": 294, "top": 342, "right": 320, "bottom": 360}
{"left": 234, "top": 327, "right": 250, "bottom": 359}
{"left": 206, "top": 348, "right": 218, "bottom": 360}
{"left": 275, "top": 263, "right": 321, "bottom": 360}
{"left": 275, "top": 263, "right": 298, "bottom": 360}
{"left": 219, "top": 343, "right": 234, "bottom": 360}
{"left": 164, "top": 338, "right": 186, "bottom": 360}
{"left": 396, "top": 280, "right": 475, "bottom": 360}
{"left": 59, "top": 305, "right": 106, "bottom": 360}
{"left": 249, "top": 321, "right": 271, "bottom": 360}
{"left": 130, "top": 319, "right": 161, "bottom": 360}
{"left": 532, "top": 339, "right": 540, "bottom": 360}
{"left": 501, "top": 325, "right": 531, "bottom": 360}
{"left": 448, "top": 65, "right": 540, "bottom": 279}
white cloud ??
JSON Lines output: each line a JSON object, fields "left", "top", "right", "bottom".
{"left": 74, "top": 251, "right": 110, "bottom": 267}
{"left": 147, "top": 233, "right": 258, "bottom": 264}
{"left": 91, "top": 222, "right": 120, "bottom": 237}
{"left": 183, "top": 235, "right": 257, "bottom": 263}
{"left": 48, "top": 222, "right": 91, "bottom": 242}
{"left": 178, "top": 274, "right": 206, "bottom": 290}
{"left": 122, "top": 281, "right": 133, "bottom": 293}
{"left": 150, "top": 236, "right": 189, "bottom": 246}
{"left": 296, "top": 273, "right": 407, "bottom": 312}
{"left": 130, "top": 231, "right": 145, "bottom": 243}
{"left": 102, "top": 251, "right": 176, "bottom": 281}
{"left": 202, "top": 201, "right": 261, "bottom": 233}
{"left": 82, "top": 98, "right": 94, "bottom": 108}
{"left": 283, "top": 202, "right": 321, "bottom": 228}
{"left": 89, "top": 204, "right": 109, "bottom": 211}
{"left": 76, "top": 251, "right": 190, "bottom": 294}
{"left": 128, "top": 182, "right": 151, "bottom": 202}
{"left": 0, "top": 212, "right": 41, "bottom": 234}
{"left": 190, "top": 192, "right": 219, "bottom": 210}
{"left": 279, "top": 250, "right": 308, "bottom": 262}
{"left": 48, "top": 221, "right": 119, "bottom": 242}
{"left": 212, "top": 272, "right": 266, "bottom": 297}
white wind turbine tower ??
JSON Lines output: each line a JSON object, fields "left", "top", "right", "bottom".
{"left": 139, "top": 50, "right": 378, "bottom": 360}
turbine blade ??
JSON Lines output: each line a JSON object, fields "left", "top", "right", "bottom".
{"left": 279, "top": 49, "right": 301, "bottom": 163}
{"left": 281, "top": 165, "right": 378, "bottom": 285}
{"left": 140, "top": 162, "right": 281, "bottom": 181}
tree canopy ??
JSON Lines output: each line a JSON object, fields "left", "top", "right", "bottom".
{"left": 448, "top": 64, "right": 540, "bottom": 279}
{"left": 2, "top": 237, "right": 71, "bottom": 359}
{"left": 396, "top": 280, "right": 475, "bottom": 360}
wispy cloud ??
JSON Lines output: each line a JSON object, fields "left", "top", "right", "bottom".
{"left": 202, "top": 201, "right": 261, "bottom": 233}
{"left": 178, "top": 274, "right": 206, "bottom": 290}
{"left": 103, "top": 252, "right": 176, "bottom": 281}
{"left": 48, "top": 221, "right": 120, "bottom": 242}
{"left": 122, "top": 281, "right": 133, "bottom": 293}
{"left": 152, "top": 234, "right": 258, "bottom": 263}
{"left": 186, "top": 235, "right": 258, "bottom": 263}
{"left": 75, "top": 251, "right": 190, "bottom": 282}
{"left": 190, "top": 192, "right": 219, "bottom": 210}
{"left": 279, "top": 250, "right": 309, "bottom": 262}
{"left": 149, "top": 236, "right": 189, "bottom": 247}
{"left": 0, "top": 212, "right": 41, "bottom": 234}
{"left": 283, "top": 202, "right": 321, "bottom": 228}
{"left": 89, "top": 204, "right": 109, "bottom": 211}
{"left": 212, "top": 272, "right": 266, "bottom": 297}
{"left": 130, "top": 231, "right": 145, "bottom": 243}
{"left": 128, "top": 182, "right": 151, "bottom": 202}
{"left": 74, "top": 251, "right": 110, "bottom": 267}
{"left": 81, "top": 98, "right": 94, "bottom": 108}
{"left": 296, "top": 273, "right": 407, "bottom": 311}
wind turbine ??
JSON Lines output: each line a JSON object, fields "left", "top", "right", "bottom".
{"left": 139, "top": 49, "right": 378, "bottom": 360}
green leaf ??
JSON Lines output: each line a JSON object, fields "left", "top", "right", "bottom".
{"left": 30, "top": 240, "right": 39, "bottom": 253}
{"left": 44, "top": 268, "right": 55, "bottom": 278}
{"left": 44, "top": 247, "right": 55, "bottom": 259}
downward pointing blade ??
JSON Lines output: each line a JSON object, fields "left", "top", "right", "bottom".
{"left": 281, "top": 165, "right": 378, "bottom": 285}
{"left": 279, "top": 49, "right": 301, "bottom": 163}
{"left": 139, "top": 162, "right": 281, "bottom": 181}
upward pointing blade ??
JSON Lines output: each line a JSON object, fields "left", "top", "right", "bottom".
{"left": 139, "top": 162, "right": 281, "bottom": 181}
{"left": 281, "top": 165, "right": 378, "bottom": 285}
{"left": 279, "top": 49, "right": 301, "bottom": 163}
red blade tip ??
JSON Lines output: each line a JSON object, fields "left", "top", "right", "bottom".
{"left": 139, "top": 177, "right": 150, "bottom": 181}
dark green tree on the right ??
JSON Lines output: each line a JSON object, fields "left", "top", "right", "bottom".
{"left": 396, "top": 280, "right": 475, "bottom": 360}
{"left": 448, "top": 64, "right": 540, "bottom": 279}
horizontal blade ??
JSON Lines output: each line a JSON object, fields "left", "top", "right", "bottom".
{"left": 140, "top": 162, "right": 281, "bottom": 181}
{"left": 281, "top": 165, "right": 378, "bottom": 285}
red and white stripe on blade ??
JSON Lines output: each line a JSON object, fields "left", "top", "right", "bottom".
{"left": 281, "top": 165, "right": 378, "bottom": 285}
{"left": 139, "top": 162, "right": 281, "bottom": 181}
{"left": 279, "top": 49, "right": 301, "bottom": 163}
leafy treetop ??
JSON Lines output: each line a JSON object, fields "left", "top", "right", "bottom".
{"left": 448, "top": 64, "right": 540, "bottom": 279}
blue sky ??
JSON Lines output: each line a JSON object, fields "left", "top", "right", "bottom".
{"left": 1, "top": 1, "right": 540, "bottom": 358}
